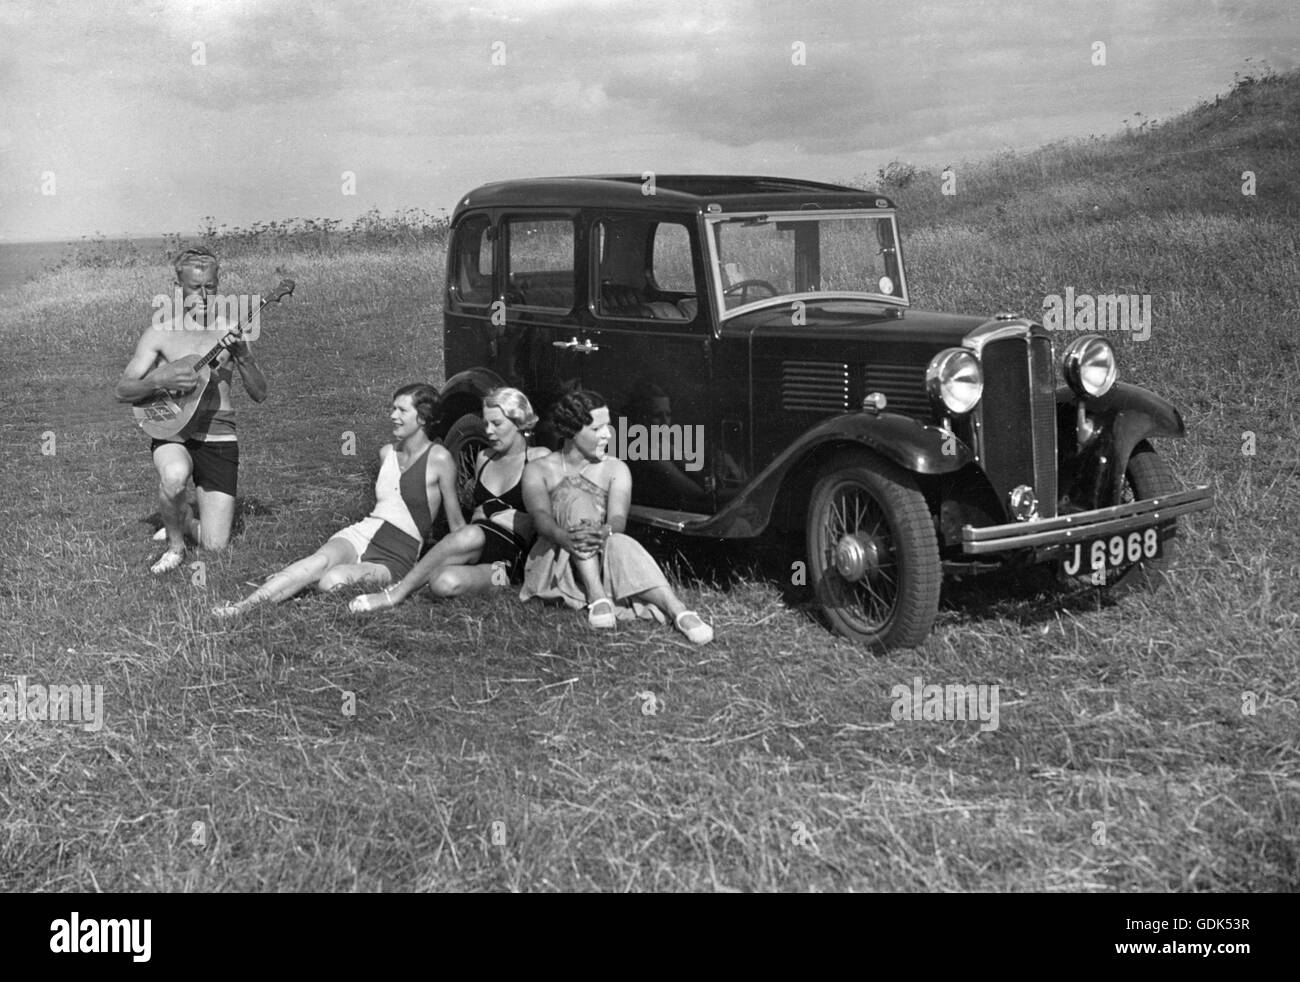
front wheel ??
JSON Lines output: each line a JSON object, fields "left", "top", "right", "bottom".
{"left": 806, "top": 456, "right": 942, "bottom": 649}
{"left": 1097, "top": 441, "right": 1180, "bottom": 596}
{"left": 443, "top": 413, "right": 489, "bottom": 516}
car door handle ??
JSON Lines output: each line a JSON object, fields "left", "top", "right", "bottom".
{"left": 552, "top": 336, "right": 600, "bottom": 353}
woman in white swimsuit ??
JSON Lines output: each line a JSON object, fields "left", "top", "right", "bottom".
{"left": 213, "top": 383, "right": 461, "bottom": 616}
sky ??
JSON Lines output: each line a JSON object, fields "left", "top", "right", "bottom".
{"left": 0, "top": 0, "right": 1297, "bottom": 241}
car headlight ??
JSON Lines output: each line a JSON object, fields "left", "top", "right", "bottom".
{"left": 925, "top": 348, "right": 983, "bottom": 414}
{"left": 1062, "top": 334, "right": 1118, "bottom": 397}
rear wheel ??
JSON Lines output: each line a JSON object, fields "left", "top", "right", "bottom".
{"left": 443, "top": 413, "right": 488, "bottom": 516}
{"left": 805, "top": 455, "right": 942, "bottom": 649}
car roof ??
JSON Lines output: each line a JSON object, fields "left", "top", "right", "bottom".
{"left": 452, "top": 175, "right": 895, "bottom": 218}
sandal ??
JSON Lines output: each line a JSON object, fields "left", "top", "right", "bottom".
{"left": 149, "top": 548, "right": 185, "bottom": 575}
{"left": 349, "top": 587, "right": 397, "bottom": 614}
{"left": 674, "top": 610, "right": 714, "bottom": 645}
{"left": 587, "top": 597, "right": 617, "bottom": 629}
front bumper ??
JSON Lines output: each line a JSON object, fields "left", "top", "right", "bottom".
{"left": 961, "top": 485, "right": 1213, "bottom": 556}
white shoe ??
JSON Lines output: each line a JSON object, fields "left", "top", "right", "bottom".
{"left": 674, "top": 610, "right": 714, "bottom": 645}
{"left": 150, "top": 549, "right": 185, "bottom": 575}
{"left": 349, "top": 588, "right": 397, "bottom": 614}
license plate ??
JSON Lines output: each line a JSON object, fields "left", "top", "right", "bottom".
{"left": 1060, "top": 528, "right": 1163, "bottom": 584}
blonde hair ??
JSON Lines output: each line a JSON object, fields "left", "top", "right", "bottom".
{"left": 483, "top": 387, "right": 538, "bottom": 434}
{"left": 173, "top": 247, "right": 219, "bottom": 278}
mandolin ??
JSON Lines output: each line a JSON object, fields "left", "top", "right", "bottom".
{"left": 132, "top": 278, "right": 294, "bottom": 439}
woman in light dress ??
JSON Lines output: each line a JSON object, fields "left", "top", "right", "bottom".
{"left": 519, "top": 389, "right": 713, "bottom": 644}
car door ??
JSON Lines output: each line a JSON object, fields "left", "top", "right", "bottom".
{"left": 497, "top": 212, "right": 588, "bottom": 444}
{"left": 576, "top": 214, "right": 719, "bottom": 513}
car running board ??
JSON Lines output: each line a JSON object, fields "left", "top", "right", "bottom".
{"left": 628, "top": 505, "right": 714, "bottom": 533}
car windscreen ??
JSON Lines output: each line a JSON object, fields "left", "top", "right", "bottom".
{"left": 706, "top": 212, "right": 906, "bottom": 314}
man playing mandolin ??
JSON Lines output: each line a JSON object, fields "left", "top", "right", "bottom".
{"left": 115, "top": 248, "right": 268, "bottom": 573}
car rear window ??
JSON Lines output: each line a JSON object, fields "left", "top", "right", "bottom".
{"left": 452, "top": 214, "right": 494, "bottom": 306}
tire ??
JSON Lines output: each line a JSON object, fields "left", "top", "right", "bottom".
{"left": 805, "top": 455, "right": 942, "bottom": 649}
{"left": 1098, "top": 441, "right": 1179, "bottom": 597}
{"left": 443, "top": 412, "right": 489, "bottom": 517}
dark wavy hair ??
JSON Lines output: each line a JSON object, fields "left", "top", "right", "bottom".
{"left": 549, "top": 389, "right": 607, "bottom": 442}
{"left": 392, "top": 383, "right": 442, "bottom": 439}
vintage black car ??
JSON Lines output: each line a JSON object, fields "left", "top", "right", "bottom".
{"left": 436, "top": 175, "right": 1213, "bottom": 648}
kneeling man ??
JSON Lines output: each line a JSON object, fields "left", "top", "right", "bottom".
{"left": 115, "top": 248, "right": 268, "bottom": 573}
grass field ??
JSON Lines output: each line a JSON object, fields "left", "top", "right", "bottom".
{"left": 1, "top": 71, "right": 1296, "bottom": 892}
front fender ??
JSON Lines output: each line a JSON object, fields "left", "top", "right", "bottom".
{"left": 811, "top": 412, "right": 975, "bottom": 475}
{"left": 678, "top": 412, "right": 971, "bottom": 538}
{"left": 1058, "top": 381, "right": 1187, "bottom": 503}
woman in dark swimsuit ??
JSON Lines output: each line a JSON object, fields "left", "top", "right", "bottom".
{"left": 350, "top": 387, "right": 548, "bottom": 613}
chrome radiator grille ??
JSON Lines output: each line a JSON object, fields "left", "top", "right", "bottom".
{"left": 1028, "top": 334, "right": 1058, "bottom": 517}
{"left": 978, "top": 334, "right": 1058, "bottom": 519}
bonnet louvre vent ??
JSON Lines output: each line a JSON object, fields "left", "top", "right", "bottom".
{"left": 782, "top": 361, "right": 850, "bottom": 413}
{"left": 862, "top": 363, "right": 929, "bottom": 418}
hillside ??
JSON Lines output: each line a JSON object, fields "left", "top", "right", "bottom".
{"left": 857, "top": 67, "right": 1300, "bottom": 233}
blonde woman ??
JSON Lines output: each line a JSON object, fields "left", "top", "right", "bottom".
{"left": 350, "top": 387, "right": 549, "bottom": 612}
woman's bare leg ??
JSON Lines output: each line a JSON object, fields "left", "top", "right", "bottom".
{"left": 217, "top": 538, "right": 358, "bottom": 614}
{"left": 629, "top": 585, "right": 685, "bottom": 621}
{"left": 571, "top": 554, "right": 606, "bottom": 602}
{"left": 317, "top": 562, "right": 391, "bottom": 593}
{"left": 426, "top": 563, "right": 505, "bottom": 599}
{"left": 351, "top": 525, "right": 487, "bottom": 611}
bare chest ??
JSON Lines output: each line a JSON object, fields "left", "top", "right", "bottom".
{"left": 151, "top": 320, "right": 237, "bottom": 365}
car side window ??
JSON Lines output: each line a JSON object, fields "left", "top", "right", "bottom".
{"left": 649, "top": 222, "right": 695, "bottom": 294}
{"left": 452, "top": 214, "right": 494, "bottom": 307}
{"left": 594, "top": 218, "right": 699, "bottom": 322}
{"left": 505, "top": 218, "right": 574, "bottom": 310}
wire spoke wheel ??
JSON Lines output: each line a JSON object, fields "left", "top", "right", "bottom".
{"left": 822, "top": 484, "right": 899, "bottom": 626}
{"left": 442, "top": 413, "right": 489, "bottom": 515}
{"left": 806, "top": 455, "right": 941, "bottom": 649}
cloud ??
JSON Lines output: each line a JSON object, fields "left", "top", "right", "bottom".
{"left": 2, "top": 0, "right": 1295, "bottom": 239}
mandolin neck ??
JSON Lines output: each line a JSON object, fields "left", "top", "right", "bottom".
{"left": 193, "top": 295, "right": 273, "bottom": 370}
